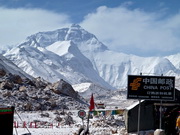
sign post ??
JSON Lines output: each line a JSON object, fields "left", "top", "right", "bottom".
{"left": 127, "top": 75, "right": 175, "bottom": 101}
{"left": 159, "top": 100, "right": 162, "bottom": 129}
{"left": 137, "top": 99, "right": 141, "bottom": 134}
{"left": 77, "top": 110, "right": 87, "bottom": 134}
{"left": 127, "top": 75, "right": 175, "bottom": 133}
{"left": 78, "top": 110, "right": 86, "bottom": 126}
{"left": 78, "top": 110, "right": 86, "bottom": 119}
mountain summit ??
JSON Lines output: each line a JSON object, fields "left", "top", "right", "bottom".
{"left": 23, "top": 24, "right": 107, "bottom": 52}
{"left": 5, "top": 24, "right": 113, "bottom": 89}
{"left": 4, "top": 24, "right": 180, "bottom": 89}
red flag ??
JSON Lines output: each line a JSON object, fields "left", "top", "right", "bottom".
{"left": 89, "top": 94, "right": 95, "bottom": 111}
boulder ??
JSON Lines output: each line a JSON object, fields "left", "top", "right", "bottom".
{"left": 23, "top": 78, "right": 36, "bottom": 86}
{"left": 40, "top": 112, "right": 50, "bottom": 117}
{"left": 12, "top": 75, "right": 23, "bottom": 84}
{"left": 65, "top": 114, "right": 74, "bottom": 125}
{"left": 0, "top": 69, "right": 6, "bottom": 77}
{"left": 33, "top": 77, "right": 48, "bottom": 88}
{"left": 2, "top": 91, "right": 11, "bottom": 97}
{"left": 52, "top": 79, "right": 78, "bottom": 99}
{"left": 19, "top": 86, "right": 27, "bottom": 92}
{"left": 23, "top": 103, "right": 32, "bottom": 111}
{"left": 54, "top": 116, "right": 63, "bottom": 122}
{"left": 0, "top": 81, "right": 14, "bottom": 90}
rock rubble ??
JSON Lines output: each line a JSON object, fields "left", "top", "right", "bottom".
{"left": 0, "top": 69, "right": 87, "bottom": 111}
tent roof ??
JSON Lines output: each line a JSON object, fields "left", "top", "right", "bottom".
{"left": 126, "top": 100, "right": 144, "bottom": 110}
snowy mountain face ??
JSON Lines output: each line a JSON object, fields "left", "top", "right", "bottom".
{"left": 4, "top": 26, "right": 113, "bottom": 89}
{"left": 4, "top": 24, "right": 180, "bottom": 90}
{"left": 0, "top": 54, "right": 32, "bottom": 79}
{"left": 166, "top": 53, "right": 180, "bottom": 70}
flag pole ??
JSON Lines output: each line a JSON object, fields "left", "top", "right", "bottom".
{"left": 86, "top": 111, "right": 90, "bottom": 134}
{"left": 85, "top": 93, "right": 95, "bottom": 134}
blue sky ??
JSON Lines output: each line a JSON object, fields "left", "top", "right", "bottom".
{"left": 1, "top": 0, "right": 180, "bottom": 56}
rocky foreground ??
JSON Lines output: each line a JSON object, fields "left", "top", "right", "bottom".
{"left": 0, "top": 69, "right": 88, "bottom": 111}
{"left": 14, "top": 109, "right": 128, "bottom": 135}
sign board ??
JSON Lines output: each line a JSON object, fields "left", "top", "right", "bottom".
{"left": 127, "top": 75, "right": 175, "bottom": 100}
{"left": 0, "top": 106, "right": 14, "bottom": 135}
{"left": 78, "top": 110, "right": 86, "bottom": 119}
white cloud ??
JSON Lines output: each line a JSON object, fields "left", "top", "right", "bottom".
{"left": 0, "top": 7, "right": 71, "bottom": 48}
{"left": 80, "top": 6, "right": 180, "bottom": 56}
{"left": 1, "top": 5, "right": 180, "bottom": 57}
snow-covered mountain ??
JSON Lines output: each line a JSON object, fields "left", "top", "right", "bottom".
{"left": 4, "top": 24, "right": 180, "bottom": 90}
{"left": 0, "top": 54, "right": 32, "bottom": 79}
{"left": 4, "top": 27, "right": 113, "bottom": 89}
{"left": 166, "top": 53, "right": 180, "bottom": 70}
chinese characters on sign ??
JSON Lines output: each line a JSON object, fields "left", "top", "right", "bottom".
{"left": 127, "top": 75, "right": 175, "bottom": 100}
